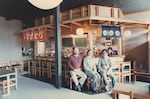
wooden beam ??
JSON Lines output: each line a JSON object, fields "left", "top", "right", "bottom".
{"left": 89, "top": 20, "right": 111, "bottom": 25}
{"left": 62, "top": 16, "right": 90, "bottom": 24}
{"left": 123, "top": 24, "right": 149, "bottom": 28}
{"left": 60, "top": 24, "right": 71, "bottom": 28}
{"left": 18, "top": 24, "right": 54, "bottom": 33}
{"left": 70, "top": 22, "right": 82, "bottom": 27}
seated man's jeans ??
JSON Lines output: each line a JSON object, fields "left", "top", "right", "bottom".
{"left": 98, "top": 71, "right": 115, "bottom": 88}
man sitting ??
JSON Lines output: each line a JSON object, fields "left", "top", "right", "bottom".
{"left": 97, "top": 49, "right": 115, "bottom": 91}
{"left": 68, "top": 47, "right": 87, "bottom": 91}
{"left": 84, "top": 50, "right": 101, "bottom": 93}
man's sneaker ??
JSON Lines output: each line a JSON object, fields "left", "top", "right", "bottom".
{"left": 77, "top": 85, "right": 81, "bottom": 92}
{"left": 105, "top": 86, "right": 109, "bottom": 91}
{"left": 75, "top": 85, "right": 81, "bottom": 92}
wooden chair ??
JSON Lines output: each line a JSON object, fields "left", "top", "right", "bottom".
{"left": 121, "top": 61, "right": 131, "bottom": 83}
{"left": 10, "top": 68, "right": 17, "bottom": 90}
{"left": 110, "top": 63, "right": 121, "bottom": 83}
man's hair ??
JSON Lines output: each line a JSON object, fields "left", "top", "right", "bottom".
{"left": 101, "top": 49, "right": 108, "bottom": 55}
{"left": 72, "top": 46, "right": 77, "bottom": 50}
{"left": 108, "top": 47, "right": 113, "bottom": 51}
{"left": 86, "top": 49, "right": 92, "bottom": 55}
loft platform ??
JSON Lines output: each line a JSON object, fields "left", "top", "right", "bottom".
{"left": 34, "top": 5, "right": 149, "bottom": 28}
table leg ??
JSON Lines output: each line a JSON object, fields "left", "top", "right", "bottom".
{"left": 7, "top": 75, "right": 10, "bottom": 95}
{"left": 112, "top": 92, "right": 116, "bottom": 99}
{"left": 112, "top": 91, "right": 119, "bottom": 99}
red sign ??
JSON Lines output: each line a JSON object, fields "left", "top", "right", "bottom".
{"left": 23, "top": 29, "right": 46, "bottom": 42}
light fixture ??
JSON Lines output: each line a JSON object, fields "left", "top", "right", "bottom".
{"left": 76, "top": 28, "right": 84, "bottom": 35}
{"left": 28, "top": 0, "right": 63, "bottom": 10}
{"left": 124, "top": 30, "right": 132, "bottom": 37}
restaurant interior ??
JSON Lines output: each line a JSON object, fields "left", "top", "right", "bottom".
{"left": 0, "top": 0, "right": 150, "bottom": 99}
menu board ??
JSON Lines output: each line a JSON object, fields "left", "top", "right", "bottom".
{"left": 62, "top": 38, "right": 73, "bottom": 47}
{"left": 75, "top": 38, "right": 86, "bottom": 47}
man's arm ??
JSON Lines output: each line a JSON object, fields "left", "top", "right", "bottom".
{"left": 97, "top": 58, "right": 103, "bottom": 72}
{"left": 68, "top": 57, "right": 74, "bottom": 70}
{"left": 83, "top": 58, "right": 92, "bottom": 72}
{"left": 107, "top": 58, "right": 112, "bottom": 72}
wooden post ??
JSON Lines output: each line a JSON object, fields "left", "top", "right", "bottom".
{"left": 121, "top": 27, "right": 125, "bottom": 55}
{"left": 88, "top": 32, "right": 93, "bottom": 50}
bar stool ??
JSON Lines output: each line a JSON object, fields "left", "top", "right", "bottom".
{"left": 35, "top": 59, "right": 42, "bottom": 77}
{"left": 46, "top": 60, "right": 51, "bottom": 78}
{"left": 46, "top": 59, "right": 56, "bottom": 79}
{"left": 28, "top": 60, "right": 35, "bottom": 75}
{"left": 41, "top": 59, "right": 49, "bottom": 78}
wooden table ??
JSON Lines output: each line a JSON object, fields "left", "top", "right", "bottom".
{"left": 112, "top": 83, "right": 150, "bottom": 99}
{"left": 0, "top": 69, "right": 15, "bottom": 96}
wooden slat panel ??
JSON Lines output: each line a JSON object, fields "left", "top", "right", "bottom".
{"left": 72, "top": 8, "right": 81, "bottom": 19}
{"left": 61, "top": 11, "right": 69, "bottom": 22}
{"left": 44, "top": 16, "right": 50, "bottom": 25}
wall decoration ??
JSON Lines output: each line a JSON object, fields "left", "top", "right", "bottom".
{"left": 102, "top": 26, "right": 121, "bottom": 38}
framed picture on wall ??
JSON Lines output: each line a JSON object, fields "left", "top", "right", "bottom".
{"left": 105, "top": 40, "right": 112, "bottom": 46}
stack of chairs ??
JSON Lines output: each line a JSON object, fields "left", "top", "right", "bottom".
{"left": 0, "top": 67, "right": 17, "bottom": 95}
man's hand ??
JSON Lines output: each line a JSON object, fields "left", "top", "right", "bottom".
{"left": 106, "top": 70, "right": 111, "bottom": 75}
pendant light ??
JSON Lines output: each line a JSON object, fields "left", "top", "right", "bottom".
{"left": 28, "top": 0, "right": 63, "bottom": 10}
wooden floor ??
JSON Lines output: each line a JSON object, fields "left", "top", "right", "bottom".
{"left": 0, "top": 72, "right": 149, "bottom": 99}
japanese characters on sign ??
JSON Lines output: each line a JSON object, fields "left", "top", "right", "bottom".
{"left": 23, "top": 29, "right": 46, "bottom": 42}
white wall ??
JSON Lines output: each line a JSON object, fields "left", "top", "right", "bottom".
{"left": 123, "top": 12, "right": 149, "bottom": 73}
{"left": 124, "top": 10, "right": 150, "bottom": 23}
{"left": 124, "top": 28, "right": 148, "bottom": 72}
{"left": 120, "top": 0, "right": 150, "bottom": 14}
{"left": 124, "top": 28, "right": 148, "bottom": 52}
{"left": 0, "top": 17, "right": 22, "bottom": 62}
